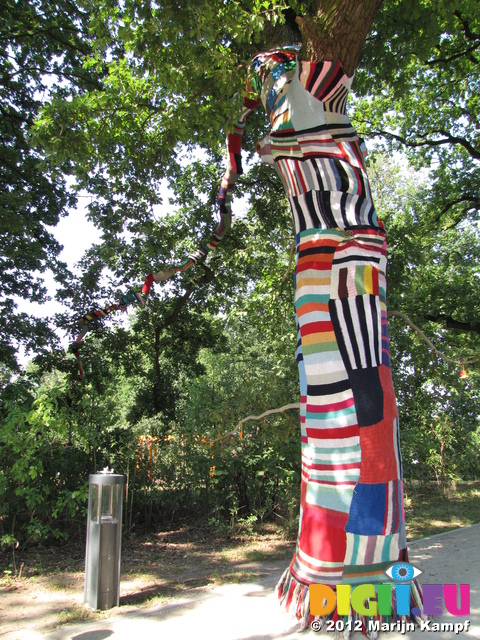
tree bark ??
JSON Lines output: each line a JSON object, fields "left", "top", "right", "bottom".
{"left": 297, "top": 0, "right": 385, "bottom": 76}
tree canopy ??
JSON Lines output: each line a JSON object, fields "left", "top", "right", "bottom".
{"left": 0, "top": 0, "right": 479, "bottom": 547}
{"left": 0, "top": 0, "right": 106, "bottom": 367}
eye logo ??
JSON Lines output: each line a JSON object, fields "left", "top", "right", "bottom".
{"left": 385, "top": 562, "right": 422, "bottom": 583}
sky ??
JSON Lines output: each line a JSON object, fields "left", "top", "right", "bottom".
{"left": 15, "top": 178, "right": 184, "bottom": 365}
{"left": 14, "top": 203, "right": 100, "bottom": 365}
{"left": 17, "top": 199, "right": 101, "bottom": 319}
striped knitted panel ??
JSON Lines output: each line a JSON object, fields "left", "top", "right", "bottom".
{"left": 275, "top": 154, "right": 368, "bottom": 198}
{"left": 381, "top": 304, "right": 392, "bottom": 367}
{"left": 270, "top": 129, "right": 343, "bottom": 162}
{"left": 269, "top": 126, "right": 362, "bottom": 161}
{"left": 247, "top": 52, "right": 384, "bottom": 238}
{"left": 293, "top": 229, "right": 361, "bottom": 586}
{"left": 298, "top": 60, "right": 352, "bottom": 106}
{"left": 328, "top": 231, "right": 387, "bottom": 370}
{"left": 286, "top": 185, "right": 379, "bottom": 232}
{"left": 343, "top": 527, "right": 408, "bottom": 585}
{"left": 324, "top": 84, "right": 349, "bottom": 114}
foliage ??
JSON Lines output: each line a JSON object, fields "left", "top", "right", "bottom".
{"left": 0, "top": 372, "right": 90, "bottom": 546}
{"left": 0, "top": 0, "right": 106, "bottom": 367}
{"left": 176, "top": 322, "right": 300, "bottom": 526}
{"left": 355, "top": 0, "right": 480, "bottom": 230}
{"left": 0, "top": 0, "right": 479, "bottom": 547}
{"left": 368, "top": 154, "right": 480, "bottom": 484}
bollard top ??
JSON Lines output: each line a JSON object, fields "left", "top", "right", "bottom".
{"left": 89, "top": 470, "right": 124, "bottom": 485}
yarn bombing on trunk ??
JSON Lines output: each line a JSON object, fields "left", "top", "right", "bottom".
{"left": 224, "top": 48, "right": 425, "bottom": 636}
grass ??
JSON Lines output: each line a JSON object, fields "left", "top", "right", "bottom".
{"left": 405, "top": 480, "right": 480, "bottom": 540}
{"left": 55, "top": 605, "right": 101, "bottom": 625}
{"left": 138, "top": 593, "right": 169, "bottom": 609}
{"left": 242, "top": 549, "right": 276, "bottom": 562}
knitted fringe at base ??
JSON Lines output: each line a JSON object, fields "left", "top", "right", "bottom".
{"left": 276, "top": 567, "right": 312, "bottom": 631}
{"left": 276, "top": 568, "right": 426, "bottom": 638}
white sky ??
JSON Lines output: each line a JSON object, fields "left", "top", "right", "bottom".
{"left": 16, "top": 177, "right": 175, "bottom": 320}
{"left": 14, "top": 201, "right": 102, "bottom": 365}
{"left": 16, "top": 200, "right": 101, "bottom": 320}
{"left": 15, "top": 176, "right": 187, "bottom": 365}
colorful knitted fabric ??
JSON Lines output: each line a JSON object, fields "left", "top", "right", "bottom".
{"left": 229, "top": 49, "right": 423, "bottom": 633}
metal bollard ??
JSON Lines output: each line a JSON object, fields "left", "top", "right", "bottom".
{"left": 84, "top": 469, "right": 124, "bottom": 610}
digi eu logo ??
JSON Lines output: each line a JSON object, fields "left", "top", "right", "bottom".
{"left": 309, "top": 561, "right": 471, "bottom": 619}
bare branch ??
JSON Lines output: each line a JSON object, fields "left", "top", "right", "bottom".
{"left": 282, "top": 241, "right": 296, "bottom": 284}
{"left": 213, "top": 402, "right": 301, "bottom": 442}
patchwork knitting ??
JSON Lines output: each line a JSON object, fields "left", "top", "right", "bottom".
{"left": 229, "top": 49, "right": 423, "bottom": 635}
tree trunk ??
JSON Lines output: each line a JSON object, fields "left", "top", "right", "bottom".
{"left": 297, "top": 0, "right": 385, "bottom": 76}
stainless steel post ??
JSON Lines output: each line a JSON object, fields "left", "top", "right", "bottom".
{"left": 84, "top": 469, "right": 124, "bottom": 610}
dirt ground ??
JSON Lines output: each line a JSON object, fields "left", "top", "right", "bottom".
{"left": 0, "top": 526, "right": 295, "bottom": 640}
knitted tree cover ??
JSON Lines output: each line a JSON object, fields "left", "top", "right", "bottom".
{"left": 229, "top": 49, "right": 424, "bottom": 636}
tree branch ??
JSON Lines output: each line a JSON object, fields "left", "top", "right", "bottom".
{"left": 388, "top": 310, "right": 477, "bottom": 365}
{"left": 438, "top": 129, "right": 480, "bottom": 160}
{"left": 423, "top": 313, "right": 480, "bottom": 335}
{"left": 424, "top": 43, "right": 480, "bottom": 66}
{"left": 454, "top": 11, "right": 480, "bottom": 42}
{"left": 435, "top": 196, "right": 480, "bottom": 223}
{"left": 282, "top": 241, "right": 296, "bottom": 285}
{"left": 2, "top": 25, "right": 91, "bottom": 57}
{"left": 360, "top": 125, "right": 480, "bottom": 160}
{"left": 422, "top": 11, "right": 480, "bottom": 65}
{"left": 214, "top": 402, "right": 301, "bottom": 441}
{"left": 157, "top": 264, "right": 215, "bottom": 332}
